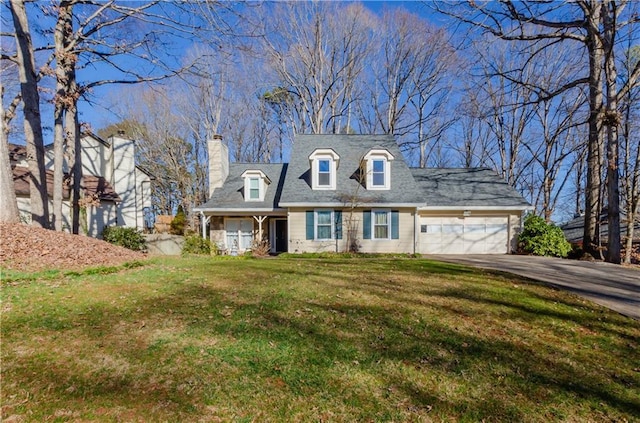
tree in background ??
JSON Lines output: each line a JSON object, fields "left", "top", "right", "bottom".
{"left": 7, "top": 0, "right": 50, "bottom": 228}
{"left": 435, "top": 0, "right": 640, "bottom": 263}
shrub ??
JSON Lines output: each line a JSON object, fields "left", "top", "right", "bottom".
{"left": 101, "top": 226, "right": 147, "bottom": 251}
{"left": 250, "top": 239, "right": 271, "bottom": 257}
{"left": 518, "top": 214, "right": 572, "bottom": 258}
{"left": 182, "top": 235, "right": 212, "bottom": 256}
{"left": 170, "top": 205, "right": 187, "bottom": 235}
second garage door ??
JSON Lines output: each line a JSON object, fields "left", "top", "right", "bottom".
{"left": 420, "top": 216, "right": 509, "bottom": 254}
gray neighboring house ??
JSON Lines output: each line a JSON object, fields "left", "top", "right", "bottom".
{"left": 561, "top": 211, "right": 640, "bottom": 245}
{"left": 195, "top": 134, "right": 531, "bottom": 254}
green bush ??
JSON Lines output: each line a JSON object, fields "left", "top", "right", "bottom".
{"left": 182, "top": 235, "right": 212, "bottom": 256}
{"left": 518, "top": 214, "right": 572, "bottom": 258}
{"left": 101, "top": 226, "right": 147, "bottom": 251}
{"left": 170, "top": 205, "right": 187, "bottom": 235}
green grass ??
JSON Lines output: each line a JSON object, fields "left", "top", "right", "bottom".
{"left": 2, "top": 256, "right": 639, "bottom": 422}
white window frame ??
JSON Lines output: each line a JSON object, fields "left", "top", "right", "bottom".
{"left": 363, "top": 149, "right": 394, "bottom": 190}
{"left": 372, "top": 209, "right": 391, "bottom": 240}
{"left": 225, "top": 218, "right": 254, "bottom": 251}
{"left": 241, "top": 170, "right": 270, "bottom": 202}
{"left": 309, "top": 149, "right": 339, "bottom": 190}
{"left": 315, "top": 209, "right": 334, "bottom": 241}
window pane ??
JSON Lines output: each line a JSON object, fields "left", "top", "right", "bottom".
{"left": 374, "top": 211, "right": 388, "bottom": 225}
{"left": 465, "top": 224, "right": 485, "bottom": 233}
{"left": 373, "top": 160, "right": 384, "bottom": 172}
{"left": 318, "top": 172, "right": 330, "bottom": 186}
{"left": 319, "top": 160, "right": 330, "bottom": 172}
{"left": 249, "top": 178, "right": 259, "bottom": 188}
{"left": 427, "top": 224, "right": 441, "bottom": 233}
{"left": 374, "top": 226, "right": 388, "bottom": 239}
{"left": 317, "top": 225, "right": 331, "bottom": 239}
{"left": 317, "top": 211, "right": 332, "bottom": 225}
{"left": 442, "top": 224, "right": 463, "bottom": 234}
{"left": 373, "top": 172, "right": 385, "bottom": 186}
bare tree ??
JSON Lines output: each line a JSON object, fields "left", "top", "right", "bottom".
{"left": 435, "top": 0, "right": 640, "bottom": 262}
{"left": 8, "top": 0, "right": 50, "bottom": 228}
{"left": 620, "top": 46, "right": 640, "bottom": 263}
{"left": 0, "top": 82, "right": 20, "bottom": 223}
{"left": 262, "top": 2, "right": 374, "bottom": 134}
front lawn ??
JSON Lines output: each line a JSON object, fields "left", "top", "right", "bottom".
{"left": 2, "top": 257, "right": 639, "bottom": 422}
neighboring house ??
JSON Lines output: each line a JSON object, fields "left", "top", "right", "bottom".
{"left": 196, "top": 134, "right": 530, "bottom": 255}
{"left": 561, "top": 211, "right": 640, "bottom": 245}
{"left": 10, "top": 132, "right": 153, "bottom": 237}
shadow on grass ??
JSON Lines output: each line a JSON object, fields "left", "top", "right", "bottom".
{"left": 3, "top": 258, "right": 639, "bottom": 421}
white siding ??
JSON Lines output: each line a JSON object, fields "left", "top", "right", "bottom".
{"left": 287, "top": 208, "right": 416, "bottom": 254}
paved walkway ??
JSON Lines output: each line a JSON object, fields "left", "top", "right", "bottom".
{"left": 427, "top": 255, "right": 640, "bottom": 320}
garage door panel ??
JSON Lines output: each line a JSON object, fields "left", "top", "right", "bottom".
{"left": 420, "top": 216, "right": 509, "bottom": 254}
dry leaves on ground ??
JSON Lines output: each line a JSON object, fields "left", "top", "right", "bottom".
{"left": 0, "top": 223, "right": 145, "bottom": 272}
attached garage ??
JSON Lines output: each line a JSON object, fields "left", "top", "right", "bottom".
{"left": 419, "top": 216, "right": 510, "bottom": 254}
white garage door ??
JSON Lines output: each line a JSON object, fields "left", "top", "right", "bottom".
{"left": 420, "top": 217, "right": 509, "bottom": 254}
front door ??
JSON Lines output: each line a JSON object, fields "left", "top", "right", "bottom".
{"left": 275, "top": 219, "right": 288, "bottom": 252}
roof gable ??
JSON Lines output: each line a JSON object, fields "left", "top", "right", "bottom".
{"left": 280, "top": 134, "right": 423, "bottom": 206}
{"left": 197, "top": 163, "right": 287, "bottom": 211}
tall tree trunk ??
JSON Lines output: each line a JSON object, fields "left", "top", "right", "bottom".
{"left": 0, "top": 84, "right": 21, "bottom": 224}
{"left": 52, "top": 0, "right": 75, "bottom": 231}
{"left": 66, "top": 90, "right": 81, "bottom": 235}
{"left": 583, "top": 3, "right": 605, "bottom": 257}
{"left": 9, "top": 0, "right": 50, "bottom": 228}
{"left": 603, "top": 1, "right": 621, "bottom": 264}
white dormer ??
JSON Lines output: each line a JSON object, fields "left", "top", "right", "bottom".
{"left": 241, "top": 169, "right": 270, "bottom": 201}
{"left": 309, "top": 148, "right": 340, "bottom": 190}
{"left": 363, "top": 149, "right": 394, "bottom": 190}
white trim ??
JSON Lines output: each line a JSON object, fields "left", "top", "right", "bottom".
{"left": 194, "top": 208, "right": 287, "bottom": 214}
{"left": 280, "top": 202, "right": 423, "bottom": 208}
{"left": 309, "top": 149, "right": 339, "bottom": 191}
{"left": 224, "top": 217, "right": 254, "bottom": 251}
{"left": 418, "top": 206, "right": 529, "bottom": 211}
{"left": 371, "top": 209, "right": 391, "bottom": 240}
{"left": 241, "top": 170, "right": 270, "bottom": 202}
{"left": 314, "top": 209, "right": 335, "bottom": 241}
{"left": 363, "top": 149, "right": 394, "bottom": 191}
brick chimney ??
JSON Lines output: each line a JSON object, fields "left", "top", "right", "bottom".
{"left": 208, "top": 134, "right": 229, "bottom": 197}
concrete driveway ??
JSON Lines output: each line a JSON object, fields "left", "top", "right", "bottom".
{"left": 427, "top": 255, "right": 640, "bottom": 320}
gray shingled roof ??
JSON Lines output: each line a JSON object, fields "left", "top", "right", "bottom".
{"left": 411, "top": 168, "right": 531, "bottom": 208}
{"left": 561, "top": 211, "right": 640, "bottom": 243}
{"left": 280, "top": 134, "right": 424, "bottom": 206}
{"left": 196, "top": 163, "right": 287, "bottom": 212}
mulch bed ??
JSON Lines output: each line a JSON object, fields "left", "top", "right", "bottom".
{"left": 0, "top": 223, "right": 146, "bottom": 272}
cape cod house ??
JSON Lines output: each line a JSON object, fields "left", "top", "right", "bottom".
{"left": 10, "top": 132, "right": 153, "bottom": 237}
{"left": 195, "top": 134, "right": 531, "bottom": 255}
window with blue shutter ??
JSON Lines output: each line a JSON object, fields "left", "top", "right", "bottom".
{"left": 335, "top": 211, "right": 342, "bottom": 240}
{"left": 363, "top": 211, "right": 371, "bottom": 239}
{"left": 306, "top": 211, "right": 314, "bottom": 240}
{"left": 391, "top": 210, "right": 399, "bottom": 239}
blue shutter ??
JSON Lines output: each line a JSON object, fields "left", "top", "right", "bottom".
{"left": 306, "top": 211, "right": 314, "bottom": 240}
{"left": 363, "top": 210, "right": 371, "bottom": 240}
{"left": 335, "top": 210, "right": 342, "bottom": 239}
{"left": 391, "top": 210, "right": 399, "bottom": 239}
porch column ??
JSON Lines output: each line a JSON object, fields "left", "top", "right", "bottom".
{"left": 253, "top": 215, "right": 267, "bottom": 240}
{"left": 200, "top": 212, "right": 211, "bottom": 239}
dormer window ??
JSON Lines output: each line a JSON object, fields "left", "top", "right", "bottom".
{"left": 318, "top": 159, "right": 331, "bottom": 186}
{"left": 309, "top": 148, "right": 339, "bottom": 190}
{"left": 372, "top": 159, "right": 385, "bottom": 187}
{"left": 363, "top": 149, "right": 394, "bottom": 190}
{"left": 241, "top": 170, "right": 270, "bottom": 201}
{"left": 248, "top": 177, "right": 260, "bottom": 200}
